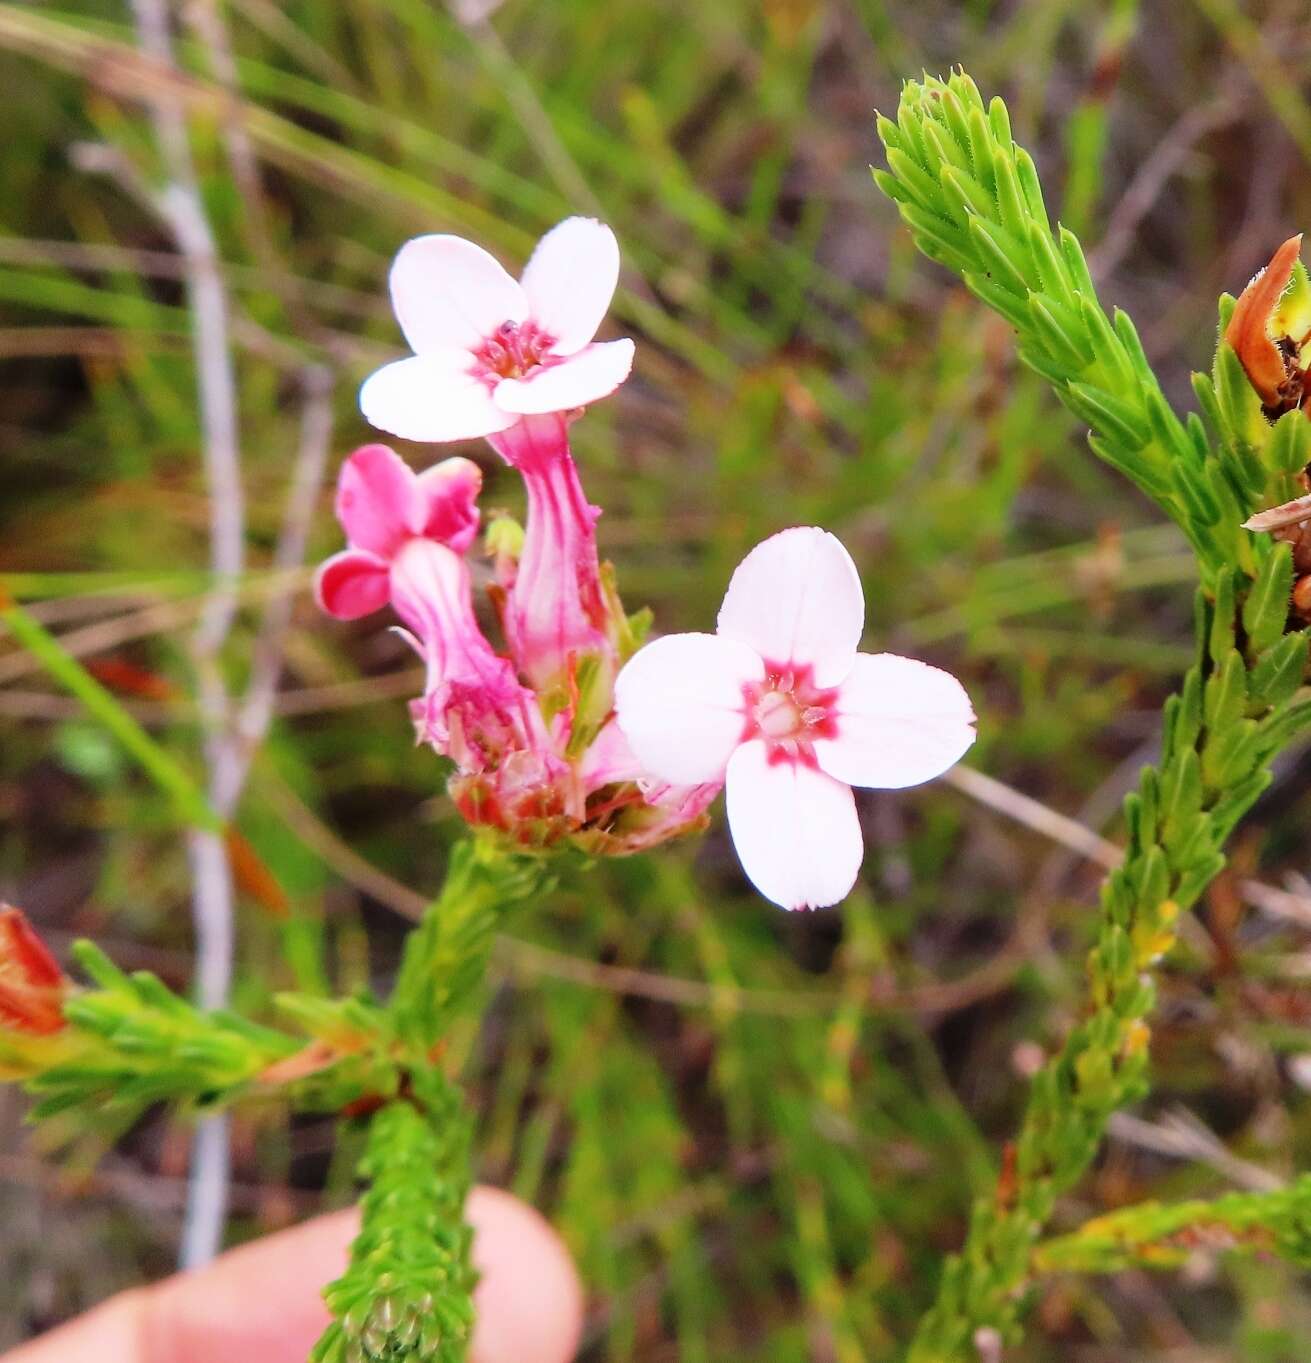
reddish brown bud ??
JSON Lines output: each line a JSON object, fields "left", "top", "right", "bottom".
{"left": 1292, "top": 574, "right": 1311, "bottom": 620}
{"left": 1226, "top": 235, "right": 1305, "bottom": 411}
{"left": 0, "top": 906, "right": 67, "bottom": 1035}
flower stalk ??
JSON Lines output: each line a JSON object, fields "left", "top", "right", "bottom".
{"left": 312, "top": 1074, "right": 477, "bottom": 1363}
{"left": 907, "top": 570, "right": 1310, "bottom": 1360}
{"left": 878, "top": 71, "right": 1311, "bottom": 1360}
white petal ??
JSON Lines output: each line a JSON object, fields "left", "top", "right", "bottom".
{"left": 360, "top": 355, "right": 517, "bottom": 443}
{"left": 494, "top": 340, "right": 635, "bottom": 415}
{"left": 717, "top": 527, "right": 864, "bottom": 686}
{"left": 613, "top": 631, "right": 763, "bottom": 785}
{"left": 814, "top": 652, "right": 976, "bottom": 789}
{"left": 389, "top": 234, "right": 527, "bottom": 353}
{"left": 520, "top": 217, "right": 621, "bottom": 355}
{"left": 725, "top": 741, "right": 862, "bottom": 911}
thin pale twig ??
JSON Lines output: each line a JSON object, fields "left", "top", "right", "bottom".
{"left": 1089, "top": 92, "right": 1243, "bottom": 282}
{"left": 0, "top": 1150, "right": 324, "bottom": 1218}
{"left": 943, "top": 764, "right": 1121, "bottom": 868}
{"left": 0, "top": 237, "right": 382, "bottom": 320}
{"left": 1107, "top": 1109, "right": 1283, "bottom": 1192}
{"left": 126, "top": 0, "right": 244, "bottom": 1271}
{"left": 946, "top": 762, "right": 1310, "bottom": 951}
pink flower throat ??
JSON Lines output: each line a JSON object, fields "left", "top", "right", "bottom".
{"left": 475, "top": 319, "right": 556, "bottom": 382}
{"left": 743, "top": 662, "right": 838, "bottom": 766}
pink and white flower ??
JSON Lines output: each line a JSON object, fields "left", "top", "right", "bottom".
{"left": 613, "top": 527, "right": 976, "bottom": 910}
{"left": 360, "top": 217, "right": 635, "bottom": 443}
{"left": 315, "top": 442, "right": 482, "bottom": 621}
{"left": 314, "top": 444, "right": 549, "bottom": 777}
{"left": 313, "top": 441, "right": 712, "bottom": 853}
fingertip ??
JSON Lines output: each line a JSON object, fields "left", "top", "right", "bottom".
{"left": 0, "top": 1188, "right": 582, "bottom": 1363}
{"left": 468, "top": 1186, "right": 584, "bottom": 1363}
{"left": 0, "top": 1290, "right": 148, "bottom": 1363}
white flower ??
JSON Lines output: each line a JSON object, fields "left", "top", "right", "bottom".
{"left": 613, "top": 528, "right": 977, "bottom": 910}
{"left": 360, "top": 217, "right": 635, "bottom": 443}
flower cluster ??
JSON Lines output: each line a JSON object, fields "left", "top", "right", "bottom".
{"left": 319, "top": 218, "right": 975, "bottom": 907}
{"left": 319, "top": 219, "right": 716, "bottom": 855}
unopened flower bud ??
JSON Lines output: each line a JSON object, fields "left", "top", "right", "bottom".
{"left": 1226, "top": 235, "right": 1311, "bottom": 415}
{"left": 484, "top": 511, "right": 524, "bottom": 586}
{"left": 1292, "top": 573, "right": 1311, "bottom": 619}
{"left": 0, "top": 906, "right": 67, "bottom": 1035}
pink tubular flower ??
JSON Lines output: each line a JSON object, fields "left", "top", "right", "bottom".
{"left": 315, "top": 443, "right": 482, "bottom": 620}
{"left": 359, "top": 217, "right": 635, "bottom": 443}
{"left": 315, "top": 445, "right": 550, "bottom": 778}
{"left": 315, "top": 441, "right": 712, "bottom": 853}
{"left": 486, "top": 413, "right": 611, "bottom": 692}
{"left": 614, "top": 528, "right": 977, "bottom": 911}
{"left": 391, "top": 539, "right": 552, "bottom": 778}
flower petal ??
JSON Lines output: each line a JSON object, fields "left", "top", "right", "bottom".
{"left": 360, "top": 354, "right": 518, "bottom": 444}
{"left": 414, "top": 455, "right": 483, "bottom": 552}
{"left": 725, "top": 741, "right": 862, "bottom": 911}
{"left": 520, "top": 217, "right": 621, "bottom": 355}
{"left": 494, "top": 340, "right": 635, "bottom": 415}
{"left": 315, "top": 549, "right": 391, "bottom": 620}
{"left": 334, "top": 444, "right": 418, "bottom": 556}
{"left": 614, "top": 631, "right": 763, "bottom": 785}
{"left": 389, "top": 234, "right": 527, "bottom": 353}
{"left": 813, "top": 652, "right": 976, "bottom": 789}
{"left": 716, "top": 527, "right": 864, "bottom": 686}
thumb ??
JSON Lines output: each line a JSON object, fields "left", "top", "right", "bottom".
{"left": 2, "top": 1185, "right": 583, "bottom": 1363}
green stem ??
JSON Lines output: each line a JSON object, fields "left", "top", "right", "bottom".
{"left": 873, "top": 71, "right": 1256, "bottom": 582}
{"left": 909, "top": 581, "right": 1311, "bottom": 1361}
{"left": 313, "top": 1074, "right": 477, "bottom": 1363}
{"left": 1033, "top": 1174, "right": 1311, "bottom": 1276}
{"left": 310, "top": 838, "right": 543, "bottom": 1362}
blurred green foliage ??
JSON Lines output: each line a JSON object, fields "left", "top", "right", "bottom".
{"left": 3, "top": 2, "right": 1311, "bottom": 1360}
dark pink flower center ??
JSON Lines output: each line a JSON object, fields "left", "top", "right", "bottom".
{"left": 743, "top": 662, "right": 838, "bottom": 766}
{"left": 474, "top": 319, "right": 556, "bottom": 382}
